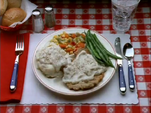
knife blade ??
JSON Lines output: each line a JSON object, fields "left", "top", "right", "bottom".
{"left": 114, "top": 37, "right": 127, "bottom": 94}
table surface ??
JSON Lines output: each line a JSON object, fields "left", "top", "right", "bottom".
{"left": 1, "top": 0, "right": 151, "bottom": 113}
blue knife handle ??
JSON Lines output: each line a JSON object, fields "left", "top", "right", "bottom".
{"left": 118, "top": 65, "right": 126, "bottom": 94}
{"left": 128, "top": 64, "right": 135, "bottom": 91}
{"left": 10, "top": 63, "right": 19, "bottom": 92}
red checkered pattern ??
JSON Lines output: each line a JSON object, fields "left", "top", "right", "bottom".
{"left": 1, "top": 0, "right": 150, "bottom": 113}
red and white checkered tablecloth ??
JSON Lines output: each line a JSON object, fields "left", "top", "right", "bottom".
{"left": 0, "top": 0, "right": 150, "bottom": 113}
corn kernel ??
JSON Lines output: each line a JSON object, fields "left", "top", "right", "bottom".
{"left": 53, "top": 35, "right": 58, "bottom": 38}
{"left": 70, "top": 51, "right": 73, "bottom": 54}
{"left": 61, "top": 34, "right": 65, "bottom": 38}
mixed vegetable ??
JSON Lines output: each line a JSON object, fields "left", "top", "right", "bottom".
{"left": 51, "top": 31, "right": 86, "bottom": 54}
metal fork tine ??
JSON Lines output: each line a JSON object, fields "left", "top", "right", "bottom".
{"left": 16, "top": 35, "right": 24, "bottom": 50}
{"left": 17, "top": 38, "right": 20, "bottom": 49}
{"left": 20, "top": 36, "right": 23, "bottom": 50}
{"left": 16, "top": 35, "right": 19, "bottom": 50}
{"left": 16, "top": 39, "right": 18, "bottom": 50}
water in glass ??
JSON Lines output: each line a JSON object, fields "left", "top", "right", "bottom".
{"left": 111, "top": 0, "right": 140, "bottom": 33}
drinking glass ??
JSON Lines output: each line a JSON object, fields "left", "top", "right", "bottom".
{"left": 111, "top": 0, "right": 140, "bottom": 33}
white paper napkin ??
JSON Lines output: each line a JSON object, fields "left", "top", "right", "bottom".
{"left": 21, "top": 33, "right": 138, "bottom": 104}
{"left": 10, "top": 0, "right": 37, "bottom": 28}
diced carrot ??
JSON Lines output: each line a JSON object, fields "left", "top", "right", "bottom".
{"left": 81, "top": 33, "right": 86, "bottom": 38}
{"left": 77, "top": 42, "right": 85, "bottom": 48}
{"left": 71, "top": 33, "right": 76, "bottom": 38}
{"left": 71, "top": 42, "right": 76, "bottom": 46}
{"left": 73, "top": 48, "right": 77, "bottom": 52}
{"left": 66, "top": 48, "right": 74, "bottom": 52}
{"left": 59, "top": 44, "right": 67, "bottom": 48}
{"left": 65, "top": 33, "right": 69, "bottom": 38}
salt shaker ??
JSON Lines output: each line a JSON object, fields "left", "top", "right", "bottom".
{"left": 45, "top": 5, "right": 56, "bottom": 28}
{"left": 32, "top": 9, "right": 44, "bottom": 33}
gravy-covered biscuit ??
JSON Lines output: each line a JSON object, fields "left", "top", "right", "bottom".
{"left": 63, "top": 50, "right": 107, "bottom": 90}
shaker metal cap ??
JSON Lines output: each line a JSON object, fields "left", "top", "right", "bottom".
{"left": 45, "top": 5, "right": 53, "bottom": 12}
{"left": 32, "top": 9, "right": 41, "bottom": 17}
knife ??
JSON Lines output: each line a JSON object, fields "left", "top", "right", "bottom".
{"left": 114, "top": 37, "right": 127, "bottom": 94}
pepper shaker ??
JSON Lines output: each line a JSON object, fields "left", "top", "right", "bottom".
{"left": 32, "top": 9, "right": 44, "bottom": 33}
{"left": 45, "top": 5, "right": 56, "bottom": 28}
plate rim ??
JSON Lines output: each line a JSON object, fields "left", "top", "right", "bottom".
{"left": 32, "top": 27, "right": 117, "bottom": 96}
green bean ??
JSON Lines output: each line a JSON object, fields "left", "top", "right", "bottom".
{"left": 89, "top": 41, "right": 109, "bottom": 64}
{"left": 86, "top": 30, "right": 114, "bottom": 67}
{"left": 88, "top": 30, "right": 110, "bottom": 61}
{"left": 85, "top": 35, "right": 105, "bottom": 65}
{"left": 85, "top": 30, "right": 117, "bottom": 68}
{"left": 93, "top": 34, "right": 122, "bottom": 59}
{"left": 88, "top": 30, "right": 114, "bottom": 66}
{"left": 88, "top": 34, "right": 113, "bottom": 67}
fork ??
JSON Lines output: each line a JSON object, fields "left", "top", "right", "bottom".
{"left": 10, "top": 35, "right": 24, "bottom": 92}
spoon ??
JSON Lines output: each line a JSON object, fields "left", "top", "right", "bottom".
{"left": 123, "top": 43, "right": 135, "bottom": 91}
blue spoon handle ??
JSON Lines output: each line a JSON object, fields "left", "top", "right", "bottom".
{"left": 128, "top": 64, "right": 135, "bottom": 91}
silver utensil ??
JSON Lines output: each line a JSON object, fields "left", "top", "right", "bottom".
{"left": 123, "top": 43, "right": 135, "bottom": 91}
{"left": 114, "top": 37, "right": 127, "bottom": 94}
{"left": 10, "top": 35, "right": 24, "bottom": 92}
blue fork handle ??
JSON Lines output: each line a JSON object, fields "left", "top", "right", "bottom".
{"left": 128, "top": 64, "right": 135, "bottom": 91}
{"left": 118, "top": 65, "right": 127, "bottom": 94}
{"left": 10, "top": 62, "right": 19, "bottom": 92}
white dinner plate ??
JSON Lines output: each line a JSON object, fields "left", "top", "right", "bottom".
{"left": 32, "top": 27, "right": 117, "bottom": 96}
